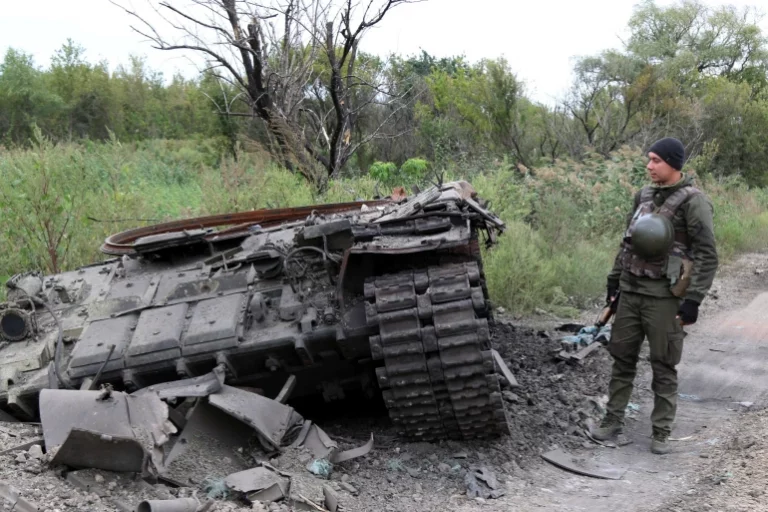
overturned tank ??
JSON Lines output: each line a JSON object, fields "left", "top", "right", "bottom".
{"left": 0, "top": 181, "right": 511, "bottom": 440}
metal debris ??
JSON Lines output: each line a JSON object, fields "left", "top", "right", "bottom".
{"left": 51, "top": 428, "right": 147, "bottom": 473}
{"left": 464, "top": 466, "right": 505, "bottom": 499}
{"left": 225, "top": 466, "right": 290, "bottom": 503}
{"left": 557, "top": 325, "right": 610, "bottom": 362}
{"left": 323, "top": 485, "right": 339, "bottom": 512}
{"left": 491, "top": 349, "right": 519, "bottom": 388}
{"left": 136, "top": 498, "right": 199, "bottom": 512}
{"left": 39, "top": 389, "right": 176, "bottom": 475}
{"left": 558, "top": 341, "right": 604, "bottom": 363}
{"left": 275, "top": 375, "right": 297, "bottom": 404}
{"left": 541, "top": 448, "right": 626, "bottom": 480}
{"left": 0, "top": 438, "right": 43, "bottom": 455}
{"left": 301, "top": 424, "right": 373, "bottom": 464}
{"left": 0, "top": 480, "right": 39, "bottom": 512}
{"left": 208, "top": 385, "right": 302, "bottom": 450}
{"left": 133, "top": 365, "right": 225, "bottom": 399}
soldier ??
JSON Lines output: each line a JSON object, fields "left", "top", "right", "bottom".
{"left": 591, "top": 137, "right": 718, "bottom": 454}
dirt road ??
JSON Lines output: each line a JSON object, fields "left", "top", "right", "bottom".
{"left": 471, "top": 252, "right": 768, "bottom": 512}
{"left": 2, "top": 253, "right": 767, "bottom": 512}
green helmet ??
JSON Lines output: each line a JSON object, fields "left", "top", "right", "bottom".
{"left": 631, "top": 213, "right": 674, "bottom": 259}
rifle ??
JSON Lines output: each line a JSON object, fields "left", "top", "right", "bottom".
{"left": 595, "top": 290, "right": 620, "bottom": 329}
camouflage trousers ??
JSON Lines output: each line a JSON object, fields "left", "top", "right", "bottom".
{"left": 605, "top": 291, "right": 686, "bottom": 437}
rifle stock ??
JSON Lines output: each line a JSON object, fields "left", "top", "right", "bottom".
{"left": 596, "top": 292, "right": 620, "bottom": 328}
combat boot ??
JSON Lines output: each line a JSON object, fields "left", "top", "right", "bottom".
{"left": 591, "top": 417, "right": 623, "bottom": 441}
{"left": 651, "top": 433, "right": 671, "bottom": 454}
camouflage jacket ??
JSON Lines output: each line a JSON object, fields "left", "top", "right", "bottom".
{"left": 607, "top": 174, "right": 718, "bottom": 303}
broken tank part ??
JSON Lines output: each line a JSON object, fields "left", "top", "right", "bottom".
{"left": 0, "top": 181, "right": 512, "bottom": 441}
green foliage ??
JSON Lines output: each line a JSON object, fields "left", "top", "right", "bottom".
{"left": 400, "top": 158, "right": 429, "bottom": 181}
{"left": 0, "top": 42, "right": 232, "bottom": 147}
{"left": 1, "top": 141, "right": 767, "bottom": 315}
{"left": 368, "top": 161, "right": 398, "bottom": 182}
{"left": 368, "top": 159, "right": 430, "bottom": 187}
{"left": 480, "top": 148, "right": 768, "bottom": 314}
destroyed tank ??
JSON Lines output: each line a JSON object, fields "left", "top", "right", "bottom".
{"left": 0, "top": 181, "right": 511, "bottom": 440}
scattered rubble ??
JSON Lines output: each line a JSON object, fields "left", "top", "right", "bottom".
{"left": 0, "top": 315, "right": 616, "bottom": 512}
{"left": 555, "top": 324, "right": 611, "bottom": 362}
{"left": 464, "top": 466, "right": 505, "bottom": 499}
{"left": 0, "top": 480, "right": 38, "bottom": 512}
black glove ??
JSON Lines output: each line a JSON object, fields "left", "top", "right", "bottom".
{"left": 606, "top": 284, "right": 619, "bottom": 306}
{"left": 678, "top": 299, "right": 699, "bottom": 325}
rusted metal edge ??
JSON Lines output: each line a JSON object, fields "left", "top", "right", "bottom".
{"left": 101, "top": 200, "right": 390, "bottom": 256}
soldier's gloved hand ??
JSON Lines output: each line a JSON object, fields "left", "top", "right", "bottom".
{"left": 606, "top": 283, "right": 619, "bottom": 306}
{"left": 677, "top": 299, "right": 699, "bottom": 326}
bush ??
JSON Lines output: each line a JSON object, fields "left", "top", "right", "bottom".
{"left": 2, "top": 141, "right": 767, "bottom": 315}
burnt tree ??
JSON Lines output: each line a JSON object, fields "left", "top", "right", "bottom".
{"left": 115, "top": 0, "right": 418, "bottom": 186}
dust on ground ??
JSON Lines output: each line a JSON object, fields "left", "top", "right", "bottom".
{"left": 0, "top": 318, "right": 614, "bottom": 512}
{"left": 653, "top": 407, "right": 768, "bottom": 512}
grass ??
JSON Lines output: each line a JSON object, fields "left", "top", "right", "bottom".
{"left": 1, "top": 139, "right": 767, "bottom": 314}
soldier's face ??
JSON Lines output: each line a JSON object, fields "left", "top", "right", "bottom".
{"left": 646, "top": 152, "right": 679, "bottom": 185}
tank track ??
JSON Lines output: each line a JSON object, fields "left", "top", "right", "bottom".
{"left": 365, "top": 262, "right": 510, "bottom": 441}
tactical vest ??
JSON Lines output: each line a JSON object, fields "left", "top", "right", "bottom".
{"left": 620, "top": 185, "right": 700, "bottom": 285}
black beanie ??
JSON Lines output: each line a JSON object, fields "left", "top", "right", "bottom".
{"left": 648, "top": 137, "right": 685, "bottom": 171}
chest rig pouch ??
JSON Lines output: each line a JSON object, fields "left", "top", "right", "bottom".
{"left": 620, "top": 186, "right": 700, "bottom": 297}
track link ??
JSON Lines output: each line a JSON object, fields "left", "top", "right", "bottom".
{"left": 365, "top": 262, "right": 510, "bottom": 441}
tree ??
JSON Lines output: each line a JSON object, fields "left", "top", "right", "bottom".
{"left": 115, "top": 0, "right": 418, "bottom": 186}
{"left": 627, "top": 0, "right": 768, "bottom": 91}
{"left": 0, "top": 49, "right": 63, "bottom": 144}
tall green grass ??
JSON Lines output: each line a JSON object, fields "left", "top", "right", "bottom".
{"left": 1, "top": 139, "right": 767, "bottom": 314}
{"left": 473, "top": 148, "right": 768, "bottom": 315}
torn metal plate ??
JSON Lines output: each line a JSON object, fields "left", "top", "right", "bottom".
{"left": 132, "top": 365, "right": 225, "bottom": 399}
{"left": 331, "top": 433, "right": 374, "bottom": 464}
{"left": 40, "top": 389, "right": 135, "bottom": 448}
{"left": 225, "top": 466, "right": 290, "bottom": 503}
{"left": 541, "top": 448, "right": 626, "bottom": 480}
{"left": 301, "top": 424, "right": 374, "bottom": 464}
{"left": 39, "top": 389, "right": 176, "bottom": 475}
{"left": 323, "top": 485, "right": 339, "bottom": 512}
{"left": 208, "top": 385, "right": 297, "bottom": 449}
{"left": 302, "top": 424, "right": 337, "bottom": 460}
{"left": 51, "top": 428, "right": 147, "bottom": 473}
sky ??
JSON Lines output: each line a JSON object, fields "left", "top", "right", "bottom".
{"left": 1, "top": 0, "right": 766, "bottom": 105}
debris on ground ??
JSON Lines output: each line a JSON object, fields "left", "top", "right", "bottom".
{"left": 27, "top": 364, "right": 376, "bottom": 512}
{"left": 39, "top": 386, "right": 177, "bottom": 476}
{"left": 491, "top": 320, "right": 613, "bottom": 455}
{"left": 0, "top": 316, "right": 617, "bottom": 512}
{"left": 137, "top": 497, "right": 200, "bottom": 512}
{"left": 463, "top": 466, "right": 505, "bottom": 499}
{"left": 225, "top": 465, "right": 290, "bottom": 502}
{"left": 0, "top": 480, "right": 39, "bottom": 512}
{"left": 541, "top": 448, "right": 626, "bottom": 480}
{"left": 556, "top": 324, "right": 611, "bottom": 362}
